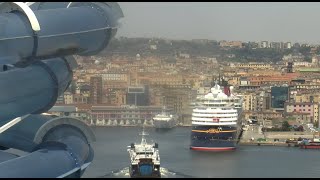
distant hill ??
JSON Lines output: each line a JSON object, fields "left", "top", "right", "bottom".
{"left": 97, "top": 37, "right": 314, "bottom": 63}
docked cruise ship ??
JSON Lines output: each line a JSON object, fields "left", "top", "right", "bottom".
{"left": 127, "top": 129, "right": 161, "bottom": 178}
{"left": 153, "top": 107, "right": 177, "bottom": 129}
{"left": 190, "top": 81, "right": 243, "bottom": 151}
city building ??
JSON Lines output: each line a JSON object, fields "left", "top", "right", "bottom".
{"left": 284, "top": 42, "right": 292, "bottom": 49}
{"left": 284, "top": 102, "right": 319, "bottom": 125}
{"left": 90, "top": 105, "right": 168, "bottom": 125}
{"left": 48, "top": 105, "right": 89, "bottom": 124}
{"left": 219, "top": 41, "right": 243, "bottom": 48}
{"left": 271, "top": 86, "right": 289, "bottom": 109}
{"left": 64, "top": 91, "right": 74, "bottom": 104}
{"left": 127, "top": 85, "right": 150, "bottom": 106}
{"left": 73, "top": 94, "right": 89, "bottom": 104}
{"left": 90, "top": 76, "right": 103, "bottom": 104}
{"left": 230, "top": 63, "right": 273, "bottom": 70}
{"left": 56, "top": 94, "right": 64, "bottom": 104}
{"left": 260, "top": 41, "right": 269, "bottom": 48}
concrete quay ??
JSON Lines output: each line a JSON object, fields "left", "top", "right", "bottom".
{"left": 239, "top": 141, "right": 289, "bottom": 147}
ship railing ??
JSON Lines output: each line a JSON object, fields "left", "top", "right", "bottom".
{"left": 191, "top": 121, "right": 237, "bottom": 125}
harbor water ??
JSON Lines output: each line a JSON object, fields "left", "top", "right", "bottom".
{"left": 83, "top": 127, "right": 320, "bottom": 178}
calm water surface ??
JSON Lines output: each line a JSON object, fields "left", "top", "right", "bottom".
{"left": 82, "top": 127, "right": 320, "bottom": 178}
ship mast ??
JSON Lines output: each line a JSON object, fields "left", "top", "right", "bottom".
{"left": 139, "top": 126, "right": 149, "bottom": 145}
{"left": 161, "top": 96, "right": 168, "bottom": 115}
{"left": 214, "top": 80, "right": 218, "bottom": 87}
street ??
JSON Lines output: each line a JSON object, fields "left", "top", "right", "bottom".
{"left": 241, "top": 124, "right": 265, "bottom": 142}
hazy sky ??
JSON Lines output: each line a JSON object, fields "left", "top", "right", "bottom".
{"left": 116, "top": 2, "right": 320, "bottom": 44}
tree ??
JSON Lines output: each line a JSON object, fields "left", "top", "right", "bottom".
{"left": 297, "top": 125, "right": 304, "bottom": 132}
{"left": 304, "top": 56, "right": 312, "bottom": 62}
{"left": 286, "top": 116, "right": 295, "bottom": 121}
{"left": 313, "top": 121, "right": 318, "bottom": 128}
{"left": 189, "top": 80, "right": 195, "bottom": 87}
{"left": 282, "top": 121, "right": 290, "bottom": 131}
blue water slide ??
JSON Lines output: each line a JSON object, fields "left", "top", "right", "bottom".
{"left": 0, "top": 2, "right": 123, "bottom": 177}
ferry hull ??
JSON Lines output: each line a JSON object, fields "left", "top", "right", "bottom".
{"left": 190, "top": 125, "right": 240, "bottom": 151}
{"left": 190, "top": 146, "right": 236, "bottom": 151}
{"left": 129, "top": 163, "right": 161, "bottom": 178}
{"left": 153, "top": 120, "right": 175, "bottom": 129}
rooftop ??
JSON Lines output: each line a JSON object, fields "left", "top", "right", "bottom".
{"left": 49, "top": 106, "right": 77, "bottom": 112}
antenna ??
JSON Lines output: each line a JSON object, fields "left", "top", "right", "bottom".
{"left": 162, "top": 96, "right": 166, "bottom": 111}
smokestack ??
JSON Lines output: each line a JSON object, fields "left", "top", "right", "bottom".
{"left": 221, "top": 77, "right": 231, "bottom": 96}
{"left": 224, "top": 86, "right": 231, "bottom": 97}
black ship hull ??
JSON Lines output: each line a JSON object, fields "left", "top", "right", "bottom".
{"left": 190, "top": 125, "right": 240, "bottom": 151}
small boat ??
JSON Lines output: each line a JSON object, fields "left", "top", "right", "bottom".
{"left": 300, "top": 141, "right": 320, "bottom": 149}
{"left": 300, "top": 132, "right": 320, "bottom": 149}
{"left": 153, "top": 106, "right": 177, "bottom": 129}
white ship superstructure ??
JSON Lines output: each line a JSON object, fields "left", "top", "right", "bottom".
{"left": 153, "top": 107, "right": 177, "bottom": 129}
{"left": 127, "top": 129, "right": 161, "bottom": 178}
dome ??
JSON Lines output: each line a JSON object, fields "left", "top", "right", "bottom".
{"left": 217, "top": 92, "right": 228, "bottom": 99}
{"left": 94, "top": 60, "right": 100, "bottom": 65}
{"left": 204, "top": 93, "right": 214, "bottom": 98}
{"left": 211, "top": 84, "right": 222, "bottom": 95}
